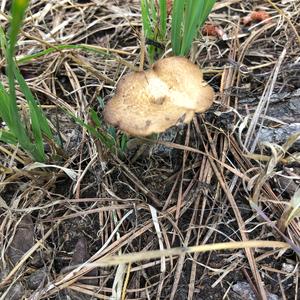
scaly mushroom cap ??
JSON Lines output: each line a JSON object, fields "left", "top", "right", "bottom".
{"left": 103, "top": 57, "right": 214, "bottom": 136}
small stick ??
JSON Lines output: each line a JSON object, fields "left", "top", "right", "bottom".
{"left": 140, "top": 33, "right": 146, "bottom": 71}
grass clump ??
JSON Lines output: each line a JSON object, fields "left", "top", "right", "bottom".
{"left": 0, "top": 0, "right": 53, "bottom": 162}
{"left": 141, "top": 0, "right": 216, "bottom": 61}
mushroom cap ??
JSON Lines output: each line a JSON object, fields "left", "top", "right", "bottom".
{"left": 103, "top": 56, "right": 214, "bottom": 136}
{"left": 153, "top": 56, "right": 214, "bottom": 111}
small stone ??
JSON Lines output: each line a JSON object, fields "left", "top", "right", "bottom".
{"left": 268, "top": 293, "right": 279, "bottom": 300}
{"left": 27, "top": 269, "right": 47, "bottom": 290}
{"left": 282, "top": 263, "right": 295, "bottom": 273}
{"left": 258, "top": 123, "right": 300, "bottom": 151}
{"left": 68, "top": 237, "right": 98, "bottom": 285}
{"left": 232, "top": 282, "right": 279, "bottom": 300}
{"left": 5, "top": 283, "right": 25, "bottom": 300}
{"left": 233, "top": 282, "right": 256, "bottom": 300}
{"left": 7, "top": 215, "right": 34, "bottom": 266}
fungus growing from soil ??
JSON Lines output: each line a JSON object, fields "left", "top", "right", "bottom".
{"left": 242, "top": 10, "right": 271, "bottom": 25}
{"left": 103, "top": 56, "right": 214, "bottom": 136}
{"left": 202, "top": 23, "right": 227, "bottom": 40}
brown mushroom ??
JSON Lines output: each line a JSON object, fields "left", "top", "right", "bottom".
{"left": 103, "top": 56, "right": 214, "bottom": 136}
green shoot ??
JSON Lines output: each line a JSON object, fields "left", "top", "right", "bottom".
{"left": 159, "top": 0, "right": 167, "bottom": 39}
{"left": 178, "top": 0, "right": 215, "bottom": 56}
{"left": 0, "top": 0, "right": 54, "bottom": 162}
{"left": 171, "top": 0, "right": 184, "bottom": 55}
{"left": 141, "top": 0, "right": 168, "bottom": 62}
{"left": 69, "top": 109, "right": 128, "bottom": 155}
{"left": 141, "top": 0, "right": 216, "bottom": 59}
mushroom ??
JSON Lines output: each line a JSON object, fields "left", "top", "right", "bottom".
{"left": 103, "top": 56, "right": 214, "bottom": 136}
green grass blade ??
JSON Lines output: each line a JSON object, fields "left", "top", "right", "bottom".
{"left": 180, "top": 0, "right": 205, "bottom": 56}
{"left": 90, "top": 109, "right": 102, "bottom": 127}
{"left": 26, "top": 105, "right": 45, "bottom": 161}
{"left": 199, "top": 0, "right": 216, "bottom": 27}
{"left": 141, "top": 0, "right": 155, "bottom": 61}
{"left": 68, "top": 111, "right": 116, "bottom": 150}
{"left": 180, "top": 0, "right": 216, "bottom": 55}
{"left": 120, "top": 134, "right": 128, "bottom": 152}
{"left": 159, "top": 0, "right": 167, "bottom": 39}
{"left": 149, "top": 0, "right": 157, "bottom": 24}
{"left": 14, "top": 67, "right": 46, "bottom": 161}
{"left": 171, "top": 0, "right": 185, "bottom": 55}
{"left": 141, "top": 0, "right": 153, "bottom": 39}
{"left": 9, "top": 0, "right": 29, "bottom": 56}
{"left": 14, "top": 66, "right": 53, "bottom": 139}
{"left": 0, "top": 27, "right": 14, "bottom": 130}
{"left": 6, "top": 0, "right": 29, "bottom": 135}
{"left": 0, "top": 82, "right": 13, "bottom": 128}
{"left": 0, "top": 25, "right": 7, "bottom": 52}
{"left": 1, "top": 0, "right": 50, "bottom": 161}
{"left": 0, "top": 130, "right": 17, "bottom": 144}
{"left": 5, "top": 0, "right": 41, "bottom": 159}
{"left": 89, "top": 108, "right": 128, "bottom": 152}
{"left": 0, "top": 25, "right": 20, "bottom": 137}
{"left": 17, "top": 44, "right": 106, "bottom": 65}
